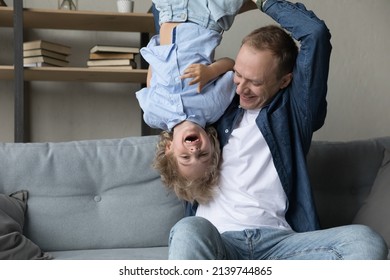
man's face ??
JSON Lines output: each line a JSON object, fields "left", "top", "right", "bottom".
{"left": 233, "top": 44, "right": 292, "bottom": 110}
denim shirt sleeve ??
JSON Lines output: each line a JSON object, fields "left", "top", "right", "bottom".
{"left": 264, "top": 0, "right": 332, "bottom": 140}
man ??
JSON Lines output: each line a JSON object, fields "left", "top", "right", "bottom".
{"left": 168, "top": 0, "right": 388, "bottom": 259}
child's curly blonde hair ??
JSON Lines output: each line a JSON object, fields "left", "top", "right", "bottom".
{"left": 153, "top": 126, "right": 221, "bottom": 204}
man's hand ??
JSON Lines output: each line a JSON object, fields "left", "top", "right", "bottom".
{"left": 181, "top": 64, "right": 212, "bottom": 93}
{"left": 239, "top": 0, "right": 258, "bottom": 13}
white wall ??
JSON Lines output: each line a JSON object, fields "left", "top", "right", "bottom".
{"left": 0, "top": 0, "right": 389, "bottom": 142}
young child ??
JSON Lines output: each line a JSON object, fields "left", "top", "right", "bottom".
{"left": 135, "top": 0, "right": 257, "bottom": 204}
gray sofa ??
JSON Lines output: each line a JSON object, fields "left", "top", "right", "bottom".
{"left": 1, "top": 135, "right": 389, "bottom": 259}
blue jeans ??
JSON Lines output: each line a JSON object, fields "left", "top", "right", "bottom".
{"left": 168, "top": 217, "right": 388, "bottom": 260}
{"left": 151, "top": 3, "right": 160, "bottom": 34}
{"left": 152, "top": 0, "right": 243, "bottom": 32}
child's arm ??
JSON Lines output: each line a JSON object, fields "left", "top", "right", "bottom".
{"left": 181, "top": 57, "right": 234, "bottom": 93}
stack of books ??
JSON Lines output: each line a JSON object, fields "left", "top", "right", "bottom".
{"left": 23, "top": 40, "right": 71, "bottom": 67}
{"left": 87, "top": 45, "right": 139, "bottom": 69}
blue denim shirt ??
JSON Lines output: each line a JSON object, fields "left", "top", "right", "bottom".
{"left": 186, "top": 0, "right": 332, "bottom": 233}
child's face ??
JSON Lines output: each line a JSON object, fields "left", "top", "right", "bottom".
{"left": 166, "top": 121, "right": 214, "bottom": 181}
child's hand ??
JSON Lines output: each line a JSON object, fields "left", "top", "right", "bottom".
{"left": 181, "top": 64, "right": 212, "bottom": 93}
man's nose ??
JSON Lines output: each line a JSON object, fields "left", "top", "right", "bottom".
{"left": 236, "top": 80, "right": 249, "bottom": 95}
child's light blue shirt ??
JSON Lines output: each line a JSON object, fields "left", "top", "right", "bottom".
{"left": 136, "top": 23, "right": 235, "bottom": 131}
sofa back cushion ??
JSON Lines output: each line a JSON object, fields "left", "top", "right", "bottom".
{"left": 0, "top": 136, "right": 184, "bottom": 252}
{"left": 308, "top": 137, "right": 390, "bottom": 229}
{"left": 353, "top": 149, "right": 390, "bottom": 247}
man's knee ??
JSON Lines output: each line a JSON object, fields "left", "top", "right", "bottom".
{"left": 169, "top": 216, "right": 215, "bottom": 243}
{"left": 168, "top": 216, "right": 221, "bottom": 259}
{"left": 350, "top": 224, "right": 388, "bottom": 259}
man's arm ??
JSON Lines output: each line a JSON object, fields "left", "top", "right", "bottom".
{"left": 263, "top": 0, "right": 332, "bottom": 134}
{"left": 181, "top": 57, "right": 235, "bottom": 93}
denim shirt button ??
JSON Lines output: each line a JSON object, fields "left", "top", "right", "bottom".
{"left": 180, "top": 13, "right": 187, "bottom": 20}
{"left": 94, "top": 195, "right": 102, "bottom": 202}
{"left": 225, "top": 129, "right": 229, "bottom": 134}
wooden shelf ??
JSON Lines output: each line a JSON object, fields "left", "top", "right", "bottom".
{"left": 0, "top": 7, "right": 155, "bottom": 33}
{"left": 0, "top": 66, "right": 14, "bottom": 80}
{"left": 0, "top": 7, "right": 152, "bottom": 83}
{"left": 0, "top": 65, "right": 148, "bottom": 83}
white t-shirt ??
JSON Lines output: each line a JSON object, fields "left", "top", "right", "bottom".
{"left": 196, "top": 109, "right": 291, "bottom": 233}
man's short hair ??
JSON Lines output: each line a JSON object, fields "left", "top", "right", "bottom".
{"left": 242, "top": 24, "right": 298, "bottom": 78}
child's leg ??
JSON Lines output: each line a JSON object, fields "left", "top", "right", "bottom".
{"left": 159, "top": 22, "right": 180, "bottom": 45}
{"left": 146, "top": 22, "right": 181, "bottom": 86}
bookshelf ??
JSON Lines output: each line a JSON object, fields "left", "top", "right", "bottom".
{"left": 0, "top": 4, "right": 155, "bottom": 142}
{"left": 0, "top": 65, "right": 149, "bottom": 83}
{"left": 0, "top": 7, "right": 155, "bottom": 32}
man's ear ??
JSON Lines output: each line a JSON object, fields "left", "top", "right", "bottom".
{"left": 280, "top": 72, "right": 293, "bottom": 89}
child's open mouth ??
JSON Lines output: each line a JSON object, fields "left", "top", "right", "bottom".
{"left": 185, "top": 135, "right": 199, "bottom": 143}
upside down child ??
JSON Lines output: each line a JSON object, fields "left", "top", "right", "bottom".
{"left": 135, "top": 0, "right": 257, "bottom": 203}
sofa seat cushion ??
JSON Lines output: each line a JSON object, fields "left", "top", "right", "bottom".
{"left": 353, "top": 149, "right": 390, "bottom": 247}
{"left": 49, "top": 247, "right": 169, "bottom": 260}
